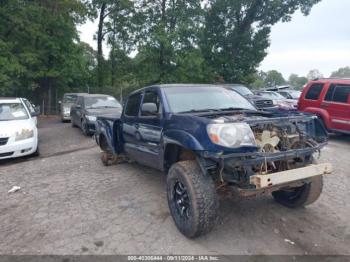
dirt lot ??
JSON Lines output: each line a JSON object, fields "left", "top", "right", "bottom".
{"left": 0, "top": 117, "right": 349, "bottom": 255}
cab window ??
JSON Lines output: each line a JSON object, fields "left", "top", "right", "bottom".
{"left": 125, "top": 93, "right": 142, "bottom": 117}
{"left": 305, "top": 83, "right": 324, "bottom": 100}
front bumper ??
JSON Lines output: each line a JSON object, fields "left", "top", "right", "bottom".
{"left": 0, "top": 136, "right": 38, "bottom": 160}
{"left": 62, "top": 114, "right": 71, "bottom": 120}
{"left": 201, "top": 142, "right": 329, "bottom": 190}
{"left": 250, "top": 163, "right": 332, "bottom": 189}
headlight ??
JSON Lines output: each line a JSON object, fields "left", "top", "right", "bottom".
{"left": 86, "top": 115, "right": 97, "bottom": 122}
{"left": 15, "top": 128, "right": 34, "bottom": 141}
{"left": 207, "top": 123, "right": 256, "bottom": 148}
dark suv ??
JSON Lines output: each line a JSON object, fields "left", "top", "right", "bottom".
{"left": 225, "top": 84, "right": 276, "bottom": 111}
{"left": 298, "top": 78, "right": 350, "bottom": 134}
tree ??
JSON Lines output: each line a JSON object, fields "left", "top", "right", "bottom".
{"left": 202, "top": 0, "right": 321, "bottom": 83}
{"left": 0, "top": 0, "right": 89, "bottom": 113}
{"left": 307, "top": 69, "right": 323, "bottom": 80}
{"left": 263, "top": 70, "right": 285, "bottom": 87}
{"left": 288, "top": 73, "right": 308, "bottom": 90}
{"left": 133, "top": 0, "right": 204, "bottom": 85}
{"left": 330, "top": 66, "right": 350, "bottom": 78}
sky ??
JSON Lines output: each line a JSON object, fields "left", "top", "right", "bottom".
{"left": 78, "top": 0, "right": 350, "bottom": 79}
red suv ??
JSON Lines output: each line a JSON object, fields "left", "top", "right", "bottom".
{"left": 298, "top": 78, "right": 350, "bottom": 134}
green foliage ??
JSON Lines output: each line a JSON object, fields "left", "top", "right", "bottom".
{"left": 307, "top": 69, "right": 323, "bottom": 80}
{"left": 0, "top": 0, "right": 322, "bottom": 112}
{"left": 201, "top": 0, "right": 321, "bottom": 83}
{"left": 330, "top": 66, "right": 350, "bottom": 78}
{"left": 264, "top": 70, "right": 286, "bottom": 87}
{"left": 0, "top": 0, "right": 91, "bottom": 113}
{"left": 288, "top": 74, "right": 308, "bottom": 90}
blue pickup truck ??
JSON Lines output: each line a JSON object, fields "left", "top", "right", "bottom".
{"left": 95, "top": 84, "right": 332, "bottom": 238}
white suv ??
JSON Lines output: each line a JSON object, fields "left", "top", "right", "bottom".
{"left": 0, "top": 98, "right": 39, "bottom": 159}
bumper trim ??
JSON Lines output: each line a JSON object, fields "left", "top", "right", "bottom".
{"left": 250, "top": 163, "right": 332, "bottom": 189}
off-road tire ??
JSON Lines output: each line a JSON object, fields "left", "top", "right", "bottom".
{"left": 272, "top": 175, "right": 323, "bottom": 208}
{"left": 166, "top": 160, "right": 219, "bottom": 238}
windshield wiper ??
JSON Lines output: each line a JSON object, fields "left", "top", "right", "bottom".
{"left": 178, "top": 108, "right": 221, "bottom": 114}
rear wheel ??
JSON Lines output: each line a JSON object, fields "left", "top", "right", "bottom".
{"left": 272, "top": 175, "right": 323, "bottom": 208}
{"left": 166, "top": 161, "right": 219, "bottom": 238}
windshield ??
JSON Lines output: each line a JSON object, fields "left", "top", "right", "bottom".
{"left": 260, "top": 92, "right": 285, "bottom": 100}
{"left": 0, "top": 102, "right": 29, "bottom": 121}
{"left": 163, "top": 86, "right": 255, "bottom": 113}
{"left": 85, "top": 96, "right": 121, "bottom": 109}
{"left": 63, "top": 94, "right": 78, "bottom": 103}
{"left": 230, "top": 85, "right": 254, "bottom": 96}
{"left": 289, "top": 91, "right": 301, "bottom": 99}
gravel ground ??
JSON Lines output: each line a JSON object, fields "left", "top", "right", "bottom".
{"left": 0, "top": 117, "right": 349, "bottom": 255}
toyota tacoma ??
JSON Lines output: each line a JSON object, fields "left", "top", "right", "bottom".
{"left": 95, "top": 84, "right": 332, "bottom": 238}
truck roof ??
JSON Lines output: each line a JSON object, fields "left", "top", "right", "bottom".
{"left": 311, "top": 78, "right": 350, "bottom": 84}
{"left": 77, "top": 94, "right": 113, "bottom": 98}
{"left": 129, "top": 84, "right": 223, "bottom": 95}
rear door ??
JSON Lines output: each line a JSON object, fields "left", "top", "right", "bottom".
{"left": 322, "top": 84, "right": 350, "bottom": 132}
{"left": 300, "top": 83, "right": 325, "bottom": 110}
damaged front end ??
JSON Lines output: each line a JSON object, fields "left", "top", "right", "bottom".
{"left": 200, "top": 113, "right": 332, "bottom": 196}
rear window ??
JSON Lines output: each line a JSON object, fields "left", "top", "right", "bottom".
{"left": 333, "top": 85, "right": 350, "bottom": 103}
{"left": 305, "top": 83, "right": 324, "bottom": 100}
{"left": 125, "top": 93, "right": 142, "bottom": 117}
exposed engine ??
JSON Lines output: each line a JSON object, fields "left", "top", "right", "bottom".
{"left": 251, "top": 122, "right": 316, "bottom": 174}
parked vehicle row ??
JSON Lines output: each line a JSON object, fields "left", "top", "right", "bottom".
{"left": 0, "top": 97, "right": 39, "bottom": 160}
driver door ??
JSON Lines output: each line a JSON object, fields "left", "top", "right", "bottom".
{"left": 136, "top": 90, "right": 163, "bottom": 169}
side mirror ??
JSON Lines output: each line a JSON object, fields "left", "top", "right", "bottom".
{"left": 34, "top": 106, "right": 40, "bottom": 114}
{"left": 141, "top": 103, "right": 158, "bottom": 116}
{"left": 31, "top": 111, "right": 39, "bottom": 117}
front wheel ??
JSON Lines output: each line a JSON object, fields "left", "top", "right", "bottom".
{"left": 166, "top": 161, "right": 219, "bottom": 238}
{"left": 81, "top": 118, "right": 92, "bottom": 136}
{"left": 272, "top": 175, "right": 323, "bottom": 208}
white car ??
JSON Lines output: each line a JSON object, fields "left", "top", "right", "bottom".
{"left": 0, "top": 98, "right": 39, "bottom": 160}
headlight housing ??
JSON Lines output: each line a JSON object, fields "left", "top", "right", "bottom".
{"left": 15, "top": 128, "right": 34, "bottom": 141}
{"left": 207, "top": 123, "right": 257, "bottom": 148}
{"left": 86, "top": 115, "right": 97, "bottom": 122}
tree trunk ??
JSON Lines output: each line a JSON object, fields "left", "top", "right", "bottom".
{"left": 97, "top": 3, "right": 107, "bottom": 91}
{"left": 159, "top": 0, "right": 166, "bottom": 81}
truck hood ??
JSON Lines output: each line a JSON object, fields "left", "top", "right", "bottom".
{"left": 86, "top": 107, "right": 122, "bottom": 118}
